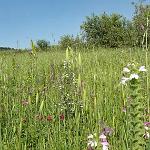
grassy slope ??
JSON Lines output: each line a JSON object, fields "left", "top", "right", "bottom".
{"left": 1, "top": 48, "right": 149, "bottom": 150}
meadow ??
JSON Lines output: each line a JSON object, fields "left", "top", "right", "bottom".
{"left": 1, "top": 48, "right": 150, "bottom": 150}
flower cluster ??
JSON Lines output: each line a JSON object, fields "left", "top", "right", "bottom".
{"left": 120, "top": 63, "right": 148, "bottom": 149}
{"left": 144, "top": 122, "right": 150, "bottom": 139}
{"left": 87, "top": 134, "right": 97, "bottom": 150}
{"left": 99, "top": 127, "right": 113, "bottom": 150}
{"left": 120, "top": 64, "right": 147, "bottom": 85}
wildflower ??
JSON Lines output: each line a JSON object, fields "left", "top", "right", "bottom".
{"left": 101, "top": 141, "right": 109, "bottom": 150}
{"left": 99, "top": 133, "right": 109, "bottom": 150}
{"left": 60, "top": 114, "right": 65, "bottom": 121}
{"left": 87, "top": 140, "right": 97, "bottom": 149}
{"left": 123, "top": 67, "right": 130, "bottom": 73}
{"left": 143, "top": 122, "right": 150, "bottom": 139}
{"left": 87, "top": 134, "right": 94, "bottom": 139}
{"left": 144, "top": 122, "right": 150, "bottom": 127}
{"left": 47, "top": 115, "right": 53, "bottom": 121}
{"left": 99, "top": 133, "right": 107, "bottom": 142}
{"left": 144, "top": 132, "right": 150, "bottom": 139}
{"left": 129, "top": 74, "right": 139, "bottom": 80}
{"left": 144, "top": 122, "right": 150, "bottom": 130}
{"left": 103, "top": 127, "right": 113, "bottom": 136}
{"left": 120, "top": 77, "right": 129, "bottom": 85}
{"left": 87, "top": 133, "right": 97, "bottom": 150}
{"left": 139, "top": 66, "right": 147, "bottom": 72}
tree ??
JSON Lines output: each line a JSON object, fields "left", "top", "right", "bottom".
{"left": 81, "top": 13, "right": 131, "bottom": 48}
{"left": 132, "top": 2, "right": 150, "bottom": 47}
{"left": 36, "top": 40, "right": 50, "bottom": 51}
{"left": 59, "top": 35, "right": 83, "bottom": 50}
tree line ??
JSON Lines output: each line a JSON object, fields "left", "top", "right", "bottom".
{"left": 36, "top": 2, "right": 150, "bottom": 50}
{"left": 1, "top": 2, "right": 149, "bottom": 51}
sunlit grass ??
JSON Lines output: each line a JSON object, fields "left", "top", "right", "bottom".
{"left": 1, "top": 48, "right": 150, "bottom": 150}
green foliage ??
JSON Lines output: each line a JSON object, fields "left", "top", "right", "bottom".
{"left": 59, "top": 35, "right": 83, "bottom": 50}
{"left": 80, "top": 3, "right": 150, "bottom": 48}
{"left": 132, "top": 2, "right": 150, "bottom": 47}
{"left": 36, "top": 40, "right": 49, "bottom": 51}
{"left": 81, "top": 13, "right": 132, "bottom": 48}
{"left": 1, "top": 49, "right": 150, "bottom": 149}
{"left": 121, "top": 64, "right": 147, "bottom": 149}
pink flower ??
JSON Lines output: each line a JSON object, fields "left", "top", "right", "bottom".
{"left": 99, "top": 133, "right": 107, "bottom": 142}
{"left": 144, "top": 122, "right": 150, "bottom": 127}
{"left": 101, "top": 141, "right": 109, "bottom": 150}
{"left": 103, "top": 127, "right": 113, "bottom": 136}
{"left": 60, "top": 114, "right": 65, "bottom": 121}
{"left": 47, "top": 115, "right": 53, "bottom": 121}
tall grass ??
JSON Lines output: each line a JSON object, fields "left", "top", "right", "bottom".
{"left": 1, "top": 48, "right": 150, "bottom": 150}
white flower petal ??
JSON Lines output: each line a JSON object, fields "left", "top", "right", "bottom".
{"left": 129, "top": 74, "right": 139, "bottom": 80}
{"left": 102, "top": 145, "right": 109, "bottom": 150}
{"left": 139, "top": 66, "right": 147, "bottom": 72}
{"left": 88, "top": 140, "right": 97, "bottom": 148}
{"left": 123, "top": 67, "right": 130, "bottom": 73}
{"left": 87, "top": 134, "right": 93, "bottom": 139}
{"left": 120, "top": 77, "right": 130, "bottom": 85}
{"left": 99, "top": 133, "right": 107, "bottom": 139}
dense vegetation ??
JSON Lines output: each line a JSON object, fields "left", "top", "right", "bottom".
{"left": 80, "top": 3, "right": 150, "bottom": 48}
{"left": 1, "top": 48, "right": 150, "bottom": 150}
{"left": 0, "top": 1, "right": 150, "bottom": 150}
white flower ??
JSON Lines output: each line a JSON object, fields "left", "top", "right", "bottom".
{"left": 146, "top": 132, "right": 150, "bottom": 138}
{"left": 129, "top": 74, "right": 139, "bottom": 80}
{"left": 87, "top": 134, "right": 93, "bottom": 139}
{"left": 123, "top": 67, "right": 130, "bottom": 73}
{"left": 88, "top": 140, "right": 97, "bottom": 148}
{"left": 139, "top": 66, "right": 147, "bottom": 72}
{"left": 101, "top": 141, "right": 109, "bottom": 150}
{"left": 120, "top": 77, "right": 130, "bottom": 85}
{"left": 99, "top": 133, "right": 107, "bottom": 139}
{"left": 145, "top": 126, "right": 149, "bottom": 130}
{"left": 144, "top": 132, "right": 150, "bottom": 139}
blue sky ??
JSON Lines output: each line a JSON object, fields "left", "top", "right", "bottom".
{"left": 0, "top": 0, "right": 145, "bottom": 48}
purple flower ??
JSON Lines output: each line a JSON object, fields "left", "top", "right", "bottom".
{"left": 144, "top": 122, "right": 150, "bottom": 127}
{"left": 99, "top": 133, "right": 107, "bottom": 142}
{"left": 103, "top": 127, "right": 113, "bottom": 136}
